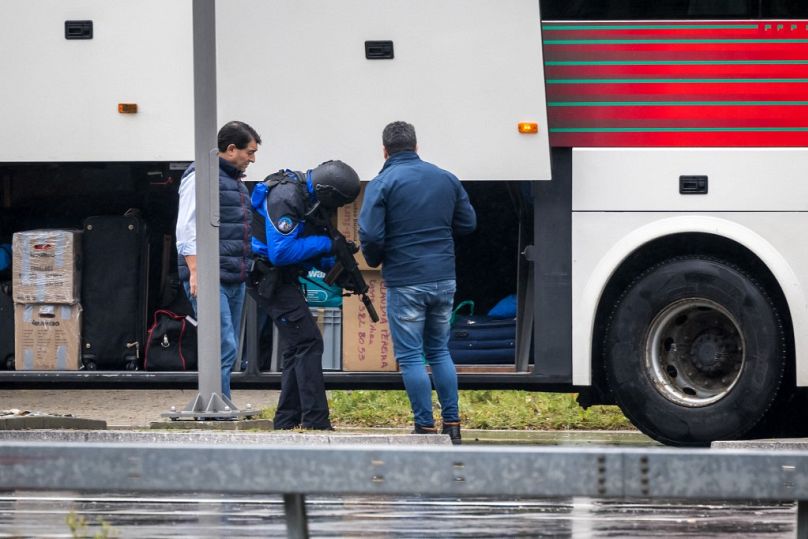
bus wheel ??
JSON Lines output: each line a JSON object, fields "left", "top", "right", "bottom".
{"left": 603, "top": 256, "right": 785, "bottom": 446}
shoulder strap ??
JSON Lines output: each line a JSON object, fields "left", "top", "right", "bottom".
{"left": 262, "top": 169, "right": 293, "bottom": 189}
{"left": 291, "top": 170, "right": 310, "bottom": 200}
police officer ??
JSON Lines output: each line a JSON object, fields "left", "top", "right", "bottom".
{"left": 251, "top": 160, "right": 360, "bottom": 430}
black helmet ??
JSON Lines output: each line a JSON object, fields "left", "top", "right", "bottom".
{"left": 310, "top": 160, "right": 360, "bottom": 208}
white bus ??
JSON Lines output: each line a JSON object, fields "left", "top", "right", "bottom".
{"left": 2, "top": 0, "right": 807, "bottom": 445}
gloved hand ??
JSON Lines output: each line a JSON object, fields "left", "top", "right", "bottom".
{"left": 345, "top": 239, "right": 360, "bottom": 254}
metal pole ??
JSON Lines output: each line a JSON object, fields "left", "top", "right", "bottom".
{"left": 284, "top": 494, "right": 310, "bottom": 539}
{"left": 164, "top": 0, "right": 245, "bottom": 420}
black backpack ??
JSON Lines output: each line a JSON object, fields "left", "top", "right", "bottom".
{"left": 143, "top": 310, "right": 198, "bottom": 371}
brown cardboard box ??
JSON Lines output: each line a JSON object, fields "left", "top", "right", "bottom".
{"left": 336, "top": 183, "right": 374, "bottom": 271}
{"left": 15, "top": 303, "right": 82, "bottom": 370}
{"left": 12, "top": 229, "right": 82, "bottom": 304}
{"left": 342, "top": 270, "right": 397, "bottom": 371}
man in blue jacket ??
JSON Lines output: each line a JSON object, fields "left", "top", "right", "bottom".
{"left": 251, "top": 161, "right": 360, "bottom": 430}
{"left": 358, "top": 121, "right": 476, "bottom": 444}
{"left": 176, "top": 120, "right": 259, "bottom": 402}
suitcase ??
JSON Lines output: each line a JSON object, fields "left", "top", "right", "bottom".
{"left": 81, "top": 213, "right": 149, "bottom": 370}
{"left": 448, "top": 315, "right": 516, "bottom": 365}
{"left": 0, "top": 281, "right": 14, "bottom": 370}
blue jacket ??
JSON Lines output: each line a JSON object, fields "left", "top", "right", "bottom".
{"left": 178, "top": 158, "right": 252, "bottom": 284}
{"left": 251, "top": 170, "right": 333, "bottom": 269}
{"left": 358, "top": 151, "right": 476, "bottom": 287}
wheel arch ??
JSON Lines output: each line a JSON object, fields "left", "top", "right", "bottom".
{"left": 575, "top": 216, "right": 803, "bottom": 394}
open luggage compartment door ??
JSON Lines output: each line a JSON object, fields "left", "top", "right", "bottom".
{"left": 218, "top": 0, "right": 551, "bottom": 183}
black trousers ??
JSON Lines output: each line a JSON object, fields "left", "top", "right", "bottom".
{"left": 256, "top": 280, "right": 331, "bottom": 429}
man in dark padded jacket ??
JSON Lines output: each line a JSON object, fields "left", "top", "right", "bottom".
{"left": 176, "top": 121, "right": 260, "bottom": 402}
{"left": 251, "top": 161, "right": 359, "bottom": 430}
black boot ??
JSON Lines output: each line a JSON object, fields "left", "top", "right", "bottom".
{"left": 412, "top": 424, "right": 438, "bottom": 435}
{"left": 441, "top": 421, "right": 462, "bottom": 445}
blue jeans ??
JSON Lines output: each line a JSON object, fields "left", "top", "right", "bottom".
{"left": 387, "top": 280, "right": 459, "bottom": 427}
{"left": 184, "top": 281, "right": 245, "bottom": 400}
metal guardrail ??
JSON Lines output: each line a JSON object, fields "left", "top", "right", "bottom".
{"left": 1, "top": 443, "right": 808, "bottom": 538}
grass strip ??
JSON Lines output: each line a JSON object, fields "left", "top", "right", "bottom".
{"left": 262, "top": 390, "right": 633, "bottom": 430}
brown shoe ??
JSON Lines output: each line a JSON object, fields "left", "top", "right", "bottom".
{"left": 412, "top": 424, "right": 438, "bottom": 434}
{"left": 441, "top": 421, "right": 462, "bottom": 445}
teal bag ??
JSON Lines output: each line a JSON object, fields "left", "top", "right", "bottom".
{"left": 301, "top": 269, "right": 342, "bottom": 307}
{"left": 450, "top": 300, "right": 475, "bottom": 325}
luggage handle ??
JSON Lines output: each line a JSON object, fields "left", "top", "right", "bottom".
{"left": 450, "top": 300, "right": 475, "bottom": 326}
{"left": 150, "top": 309, "right": 186, "bottom": 328}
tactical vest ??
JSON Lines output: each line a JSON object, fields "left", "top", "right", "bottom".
{"left": 252, "top": 169, "right": 308, "bottom": 246}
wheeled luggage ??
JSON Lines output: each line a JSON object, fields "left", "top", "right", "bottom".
{"left": 0, "top": 281, "right": 13, "bottom": 370}
{"left": 81, "top": 213, "right": 149, "bottom": 370}
{"left": 448, "top": 314, "right": 516, "bottom": 364}
{"left": 447, "top": 300, "right": 516, "bottom": 364}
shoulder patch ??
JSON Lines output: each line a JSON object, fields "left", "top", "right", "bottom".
{"left": 277, "top": 216, "right": 295, "bottom": 234}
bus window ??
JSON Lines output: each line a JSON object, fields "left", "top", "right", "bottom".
{"left": 540, "top": 0, "right": 756, "bottom": 19}
{"left": 685, "top": 0, "right": 754, "bottom": 17}
{"left": 762, "top": 0, "right": 808, "bottom": 17}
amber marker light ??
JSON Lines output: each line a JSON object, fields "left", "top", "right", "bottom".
{"left": 118, "top": 103, "right": 138, "bottom": 114}
{"left": 518, "top": 122, "right": 538, "bottom": 134}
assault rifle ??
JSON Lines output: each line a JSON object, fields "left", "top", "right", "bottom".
{"left": 306, "top": 202, "right": 380, "bottom": 323}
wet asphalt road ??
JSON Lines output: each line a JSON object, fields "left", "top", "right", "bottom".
{"left": 0, "top": 491, "right": 795, "bottom": 538}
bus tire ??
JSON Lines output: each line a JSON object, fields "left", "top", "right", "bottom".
{"left": 603, "top": 256, "right": 785, "bottom": 446}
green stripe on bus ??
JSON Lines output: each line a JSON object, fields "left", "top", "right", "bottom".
{"left": 548, "top": 101, "right": 808, "bottom": 106}
{"left": 547, "top": 78, "right": 808, "bottom": 84}
{"left": 550, "top": 127, "right": 808, "bottom": 132}
{"left": 545, "top": 39, "right": 808, "bottom": 44}
{"left": 542, "top": 24, "right": 758, "bottom": 31}
{"left": 545, "top": 60, "right": 808, "bottom": 66}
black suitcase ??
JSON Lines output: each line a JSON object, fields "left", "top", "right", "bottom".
{"left": 0, "top": 281, "right": 14, "bottom": 370}
{"left": 81, "top": 213, "right": 149, "bottom": 370}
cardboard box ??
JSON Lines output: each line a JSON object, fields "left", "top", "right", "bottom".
{"left": 342, "top": 270, "right": 397, "bottom": 371}
{"left": 15, "top": 303, "right": 82, "bottom": 370}
{"left": 337, "top": 183, "right": 375, "bottom": 271}
{"left": 12, "top": 229, "right": 82, "bottom": 304}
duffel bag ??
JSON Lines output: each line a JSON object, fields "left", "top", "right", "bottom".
{"left": 144, "top": 310, "right": 198, "bottom": 371}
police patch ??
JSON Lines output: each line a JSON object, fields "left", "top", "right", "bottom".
{"left": 277, "top": 216, "right": 295, "bottom": 234}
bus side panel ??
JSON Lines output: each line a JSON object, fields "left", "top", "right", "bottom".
{"left": 572, "top": 148, "right": 808, "bottom": 386}
{"left": 0, "top": 0, "right": 194, "bottom": 162}
{"left": 216, "top": 0, "right": 551, "bottom": 183}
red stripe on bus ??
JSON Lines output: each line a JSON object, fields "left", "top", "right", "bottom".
{"left": 549, "top": 105, "right": 808, "bottom": 126}
{"left": 545, "top": 44, "right": 808, "bottom": 62}
{"left": 549, "top": 131, "right": 808, "bottom": 147}
{"left": 546, "top": 82, "right": 808, "bottom": 100}
{"left": 545, "top": 63, "right": 808, "bottom": 79}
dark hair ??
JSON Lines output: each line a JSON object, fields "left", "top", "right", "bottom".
{"left": 217, "top": 121, "right": 261, "bottom": 152}
{"left": 382, "top": 121, "right": 417, "bottom": 155}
